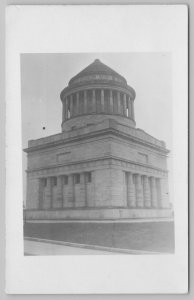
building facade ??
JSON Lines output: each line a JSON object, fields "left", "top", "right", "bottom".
{"left": 24, "top": 59, "right": 172, "bottom": 220}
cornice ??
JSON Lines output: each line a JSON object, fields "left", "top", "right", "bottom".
{"left": 60, "top": 82, "right": 136, "bottom": 101}
{"left": 26, "top": 156, "right": 168, "bottom": 178}
{"left": 24, "top": 127, "right": 169, "bottom": 155}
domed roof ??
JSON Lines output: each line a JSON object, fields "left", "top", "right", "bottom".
{"left": 60, "top": 58, "right": 136, "bottom": 101}
{"left": 69, "top": 59, "right": 127, "bottom": 86}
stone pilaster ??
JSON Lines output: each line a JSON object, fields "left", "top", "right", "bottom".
{"left": 101, "top": 89, "right": 105, "bottom": 113}
{"left": 127, "top": 172, "right": 136, "bottom": 207}
{"left": 135, "top": 174, "right": 144, "bottom": 207}
{"left": 143, "top": 176, "right": 151, "bottom": 208}
{"left": 109, "top": 90, "right": 113, "bottom": 113}
{"left": 43, "top": 177, "right": 52, "bottom": 209}
{"left": 150, "top": 177, "right": 158, "bottom": 208}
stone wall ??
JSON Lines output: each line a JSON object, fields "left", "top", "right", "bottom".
{"left": 25, "top": 208, "right": 173, "bottom": 220}
{"left": 27, "top": 135, "right": 167, "bottom": 173}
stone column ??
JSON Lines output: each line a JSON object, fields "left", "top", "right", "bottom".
{"left": 70, "top": 95, "right": 73, "bottom": 117}
{"left": 123, "top": 94, "right": 127, "bottom": 116}
{"left": 131, "top": 99, "right": 135, "bottom": 120}
{"left": 80, "top": 173, "right": 87, "bottom": 207}
{"left": 57, "top": 176, "right": 63, "bottom": 208}
{"left": 150, "top": 177, "right": 158, "bottom": 208}
{"left": 117, "top": 91, "right": 121, "bottom": 114}
{"left": 160, "top": 177, "right": 170, "bottom": 208}
{"left": 26, "top": 177, "right": 41, "bottom": 209}
{"left": 68, "top": 174, "right": 74, "bottom": 206}
{"left": 155, "top": 178, "right": 162, "bottom": 208}
{"left": 84, "top": 90, "right": 87, "bottom": 114}
{"left": 143, "top": 176, "right": 151, "bottom": 208}
{"left": 76, "top": 92, "right": 79, "bottom": 115}
{"left": 135, "top": 174, "right": 144, "bottom": 207}
{"left": 92, "top": 89, "right": 96, "bottom": 113}
{"left": 127, "top": 96, "right": 131, "bottom": 118}
{"left": 62, "top": 99, "right": 65, "bottom": 122}
{"left": 65, "top": 98, "right": 69, "bottom": 119}
{"left": 43, "top": 177, "right": 52, "bottom": 209}
{"left": 38, "top": 179, "right": 44, "bottom": 209}
{"left": 127, "top": 172, "right": 136, "bottom": 207}
{"left": 109, "top": 90, "right": 113, "bottom": 113}
{"left": 101, "top": 89, "right": 105, "bottom": 113}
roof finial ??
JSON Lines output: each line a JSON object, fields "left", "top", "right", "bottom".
{"left": 94, "top": 59, "right": 100, "bottom": 63}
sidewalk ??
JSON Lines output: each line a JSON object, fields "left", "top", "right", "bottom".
{"left": 24, "top": 237, "right": 167, "bottom": 255}
{"left": 24, "top": 239, "right": 113, "bottom": 255}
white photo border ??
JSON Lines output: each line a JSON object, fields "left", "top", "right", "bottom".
{"left": 6, "top": 5, "right": 188, "bottom": 294}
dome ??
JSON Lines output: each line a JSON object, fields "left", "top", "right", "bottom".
{"left": 69, "top": 59, "right": 127, "bottom": 87}
{"left": 60, "top": 59, "right": 136, "bottom": 132}
{"left": 61, "top": 59, "right": 135, "bottom": 100}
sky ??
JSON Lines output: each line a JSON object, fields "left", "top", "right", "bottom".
{"left": 21, "top": 53, "right": 172, "bottom": 203}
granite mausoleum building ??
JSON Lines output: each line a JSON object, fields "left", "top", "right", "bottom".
{"left": 24, "top": 59, "right": 172, "bottom": 220}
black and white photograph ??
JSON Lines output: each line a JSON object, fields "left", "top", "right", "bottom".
{"left": 6, "top": 5, "right": 188, "bottom": 294}
{"left": 22, "top": 53, "right": 174, "bottom": 256}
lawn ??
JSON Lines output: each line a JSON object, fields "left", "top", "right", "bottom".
{"left": 24, "top": 221, "right": 175, "bottom": 253}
